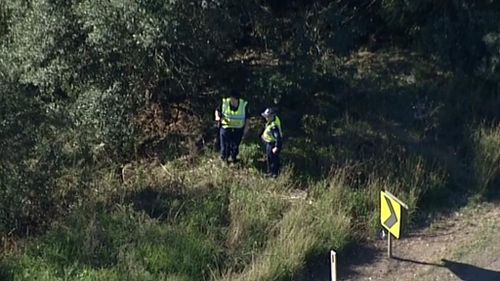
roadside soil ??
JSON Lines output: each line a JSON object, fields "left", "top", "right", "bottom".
{"left": 341, "top": 201, "right": 500, "bottom": 281}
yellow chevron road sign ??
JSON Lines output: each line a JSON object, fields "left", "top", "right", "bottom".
{"left": 380, "top": 190, "right": 408, "bottom": 239}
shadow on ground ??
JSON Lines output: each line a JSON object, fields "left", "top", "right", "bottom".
{"left": 394, "top": 257, "right": 500, "bottom": 281}
{"left": 442, "top": 259, "right": 500, "bottom": 281}
{"left": 125, "top": 186, "right": 188, "bottom": 220}
{"left": 294, "top": 243, "right": 380, "bottom": 281}
{"left": 338, "top": 243, "right": 381, "bottom": 279}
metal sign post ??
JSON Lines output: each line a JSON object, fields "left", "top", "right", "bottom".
{"left": 387, "top": 232, "right": 392, "bottom": 258}
{"left": 330, "top": 250, "right": 337, "bottom": 281}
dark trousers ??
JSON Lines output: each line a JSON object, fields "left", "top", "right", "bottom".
{"left": 219, "top": 127, "right": 243, "bottom": 161}
{"left": 266, "top": 143, "right": 280, "bottom": 177}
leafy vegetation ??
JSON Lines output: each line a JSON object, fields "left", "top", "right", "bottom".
{"left": 473, "top": 125, "right": 500, "bottom": 197}
{"left": 1, "top": 0, "right": 499, "bottom": 280}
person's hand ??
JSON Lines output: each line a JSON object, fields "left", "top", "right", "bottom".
{"left": 272, "top": 147, "right": 279, "bottom": 154}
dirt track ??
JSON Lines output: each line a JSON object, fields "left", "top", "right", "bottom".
{"left": 341, "top": 202, "right": 500, "bottom": 281}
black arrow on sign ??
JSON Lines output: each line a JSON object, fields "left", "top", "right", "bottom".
{"left": 383, "top": 196, "right": 397, "bottom": 228}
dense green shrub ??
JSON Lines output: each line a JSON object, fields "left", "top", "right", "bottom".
{"left": 1, "top": 0, "right": 499, "bottom": 280}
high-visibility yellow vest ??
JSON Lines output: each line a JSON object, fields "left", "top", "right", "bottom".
{"left": 221, "top": 98, "right": 247, "bottom": 129}
{"left": 262, "top": 116, "right": 282, "bottom": 143}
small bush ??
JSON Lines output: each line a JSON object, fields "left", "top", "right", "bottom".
{"left": 238, "top": 143, "right": 262, "bottom": 167}
{"left": 472, "top": 125, "right": 500, "bottom": 197}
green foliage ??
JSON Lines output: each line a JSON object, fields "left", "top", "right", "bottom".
{"left": 71, "top": 84, "right": 141, "bottom": 159}
{"left": 238, "top": 143, "right": 261, "bottom": 167}
{"left": 481, "top": 31, "right": 500, "bottom": 81}
{"left": 1, "top": 0, "right": 499, "bottom": 280}
{"left": 2, "top": 255, "right": 192, "bottom": 281}
{"left": 0, "top": 1, "right": 8, "bottom": 38}
{"left": 473, "top": 125, "right": 500, "bottom": 197}
{"left": 226, "top": 185, "right": 289, "bottom": 269}
{"left": 222, "top": 172, "right": 352, "bottom": 281}
{"left": 0, "top": 80, "right": 66, "bottom": 234}
{"left": 6, "top": 204, "right": 220, "bottom": 281}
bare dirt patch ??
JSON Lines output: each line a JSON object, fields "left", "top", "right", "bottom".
{"left": 341, "top": 202, "right": 500, "bottom": 281}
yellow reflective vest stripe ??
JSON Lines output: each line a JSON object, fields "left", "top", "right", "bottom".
{"left": 221, "top": 98, "right": 247, "bottom": 129}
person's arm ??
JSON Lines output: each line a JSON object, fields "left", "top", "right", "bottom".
{"left": 243, "top": 105, "right": 250, "bottom": 136}
{"left": 271, "top": 126, "right": 282, "bottom": 153}
{"left": 215, "top": 103, "right": 222, "bottom": 123}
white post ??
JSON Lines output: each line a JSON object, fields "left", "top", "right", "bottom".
{"left": 330, "top": 250, "right": 337, "bottom": 281}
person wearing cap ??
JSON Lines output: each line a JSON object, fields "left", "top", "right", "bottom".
{"left": 214, "top": 90, "right": 248, "bottom": 163}
{"left": 261, "top": 108, "right": 283, "bottom": 178}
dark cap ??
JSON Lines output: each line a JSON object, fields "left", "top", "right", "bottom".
{"left": 229, "top": 89, "right": 240, "bottom": 98}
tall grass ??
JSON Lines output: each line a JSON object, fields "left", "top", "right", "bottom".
{"left": 1, "top": 203, "right": 221, "bottom": 281}
{"left": 0, "top": 147, "right": 450, "bottom": 281}
{"left": 472, "top": 124, "right": 500, "bottom": 197}
{"left": 220, "top": 173, "right": 352, "bottom": 281}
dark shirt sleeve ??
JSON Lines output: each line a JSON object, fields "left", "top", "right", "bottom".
{"left": 244, "top": 104, "right": 249, "bottom": 125}
{"left": 270, "top": 126, "right": 282, "bottom": 150}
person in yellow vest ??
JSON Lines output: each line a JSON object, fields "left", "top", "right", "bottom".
{"left": 261, "top": 108, "right": 282, "bottom": 178}
{"left": 214, "top": 90, "right": 248, "bottom": 163}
